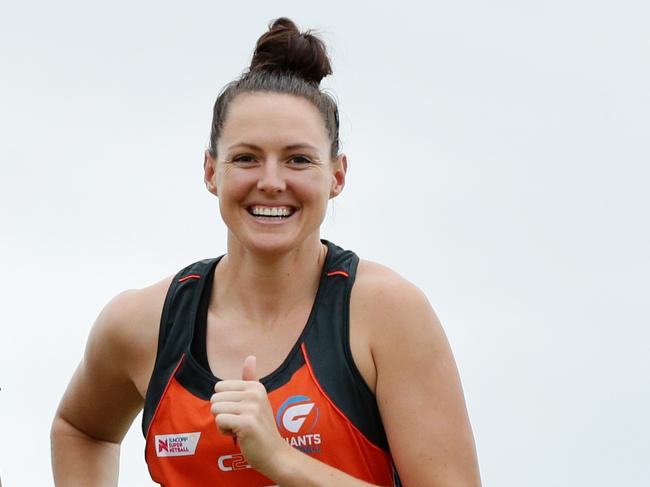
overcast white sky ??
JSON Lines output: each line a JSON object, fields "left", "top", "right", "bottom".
{"left": 1, "top": 0, "right": 649, "bottom": 485}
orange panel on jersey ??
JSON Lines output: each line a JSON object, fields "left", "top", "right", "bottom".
{"left": 145, "top": 357, "right": 394, "bottom": 486}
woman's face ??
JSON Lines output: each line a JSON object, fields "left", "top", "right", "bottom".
{"left": 204, "top": 92, "right": 346, "bottom": 254}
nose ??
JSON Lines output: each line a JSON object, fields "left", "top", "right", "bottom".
{"left": 257, "top": 160, "right": 286, "bottom": 193}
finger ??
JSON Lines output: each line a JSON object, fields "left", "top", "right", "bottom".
{"left": 215, "top": 413, "right": 239, "bottom": 436}
{"left": 211, "top": 401, "right": 242, "bottom": 416}
{"left": 210, "top": 390, "right": 248, "bottom": 403}
{"left": 214, "top": 379, "right": 253, "bottom": 393}
{"left": 242, "top": 355, "right": 258, "bottom": 381}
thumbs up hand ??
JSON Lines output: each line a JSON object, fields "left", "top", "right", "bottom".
{"left": 210, "top": 355, "right": 290, "bottom": 477}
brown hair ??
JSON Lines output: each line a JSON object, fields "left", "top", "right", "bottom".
{"left": 208, "top": 18, "right": 340, "bottom": 159}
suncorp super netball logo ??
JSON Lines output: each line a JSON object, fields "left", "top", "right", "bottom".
{"left": 276, "top": 395, "right": 321, "bottom": 453}
{"left": 155, "top": 432, "right": 201, "bottom": 457}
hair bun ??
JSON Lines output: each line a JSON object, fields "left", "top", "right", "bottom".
{"left": 249, "top": 17, "right": 333, "bottom": 84}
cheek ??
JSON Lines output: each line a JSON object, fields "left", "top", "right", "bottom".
{"left": 217, "top": 170, "right": 253, "bottom": 200}
{"left": 287, "top": 173, "right": 332, "bottom": 203}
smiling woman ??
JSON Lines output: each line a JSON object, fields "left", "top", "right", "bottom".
{"left": 51, "top": 17, "right": 481, "bottom": 487}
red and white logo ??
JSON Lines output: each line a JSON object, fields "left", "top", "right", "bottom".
{"left": 155, "top": 432, "right": 201, "bottom": 457}
{"left": 275, "top": 395, "right": 321, "bottom": 453}
{"left": 282, "top": 402, "right": 315, "bottom": 433}
{"left": 276, "top": 395, "right": 319, "bottom": 434}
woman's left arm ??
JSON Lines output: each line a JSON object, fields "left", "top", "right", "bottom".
{"left": 368, "top": 273, "right": 481, "bottom": 486}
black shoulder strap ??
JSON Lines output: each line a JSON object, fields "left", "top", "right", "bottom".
{"left": 304, "top": 240, "right": 389, "bottom": 452}
{"left": 141, "top": 258, "right": 219, "bottom": 436}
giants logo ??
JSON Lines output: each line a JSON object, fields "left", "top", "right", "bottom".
{"left": 217, "top": 453, "right": 252, "bottom": 472}
{"left": 276, "top": 395, "right": 319, "bottom": 434}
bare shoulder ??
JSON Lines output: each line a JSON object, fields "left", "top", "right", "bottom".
{"left": 353, "top": 259, "right": 481, "bottom": 485}
{"left": 91, "top": 275, "right": 174, "bottom": 396}
{"left": 101, "top": 275, "right": 174, "bottom": 326}
{"left": 96, "top": 277, "right": 173, "bottom": 355}
{"left": 54, "top": 275, "right": 173, "bottom": 443}
{"left": 349, "top": 260, "right": 440, "bottom": 394}
{"left": 353, "top": 258, "right": 449, "bottom": 393}
{"left": 352, "top": 259, "right": 438, "bottom": 339}
{"left": 351, "top": 258, "right": 446, "bottom": 381}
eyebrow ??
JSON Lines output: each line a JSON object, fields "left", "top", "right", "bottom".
{"left": 226, "top": 142, "right": 320, "bottom": 152}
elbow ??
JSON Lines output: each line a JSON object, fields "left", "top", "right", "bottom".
{"left": 51, "top": 413, "right": 79, "bottom": 442}
{"left": 50, "top": 413, "right": 120, "bottom": 447}
{"left": 50, "top": 413, "right": 67, "bottom": 444}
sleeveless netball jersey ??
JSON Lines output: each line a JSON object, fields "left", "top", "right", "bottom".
{"left": 142, "top": 240, "right": 402, "bottom": 486}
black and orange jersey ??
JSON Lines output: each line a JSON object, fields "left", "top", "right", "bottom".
{"left": 142, "top": 240, "right": 401, "bottom": 486}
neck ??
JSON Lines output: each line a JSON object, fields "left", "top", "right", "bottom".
{"left": 214, "top": 235, "right": 328, "bottom": 326}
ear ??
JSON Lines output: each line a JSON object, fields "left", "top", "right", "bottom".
{"left": 329, "top": 154, "right": 348, "bottom": 199}
{"left": 204, "top": 150, "right": 219, "bottom": 197}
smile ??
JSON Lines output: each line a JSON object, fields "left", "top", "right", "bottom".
{"left": 246, "top": 205, "right": 297, "bottom": 218}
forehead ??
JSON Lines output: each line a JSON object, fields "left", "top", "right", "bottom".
{"left": 218, "top": 92, "right": 329, "bottom": 151}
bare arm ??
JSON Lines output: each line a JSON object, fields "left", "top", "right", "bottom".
{"left": 364, "top": 266, "right": 481, "bottom": 486}
{"left": 271, "top": 449, "right": 381, "bottom": 487}
{"left": 51, "top": 283, "right": 164, "bottom": 486}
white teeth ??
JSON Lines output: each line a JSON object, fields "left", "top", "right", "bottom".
{"left": 249, "top": 206, "right": 294, "bottom": 217}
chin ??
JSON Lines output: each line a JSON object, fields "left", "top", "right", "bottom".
{"left": 230, "top": 230, "right": 320, "bottom": 256}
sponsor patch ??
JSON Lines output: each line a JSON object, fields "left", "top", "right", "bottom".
{"left": 155, "top": 432, "right": 201, "bottom": 457}
{"left": 217, "top": 453, "right": 252, "bottom": 471}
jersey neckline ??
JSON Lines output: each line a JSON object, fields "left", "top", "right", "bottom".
{"left": 185, "top": 239, "right": 335, "bottom": 387}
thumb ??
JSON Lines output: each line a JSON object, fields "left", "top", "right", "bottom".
{"left": 242, "top": 355, "right": 258, "bottom": 381}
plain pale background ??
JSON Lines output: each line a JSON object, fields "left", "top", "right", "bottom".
{"left": 1, "top": 0, "right": 649, "bottom": 485}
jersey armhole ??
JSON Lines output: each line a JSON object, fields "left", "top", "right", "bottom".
{"left": 141, "top": 273, "right": 183, "bottom": 436}
{"left": 342, "top": 258, "right": 377, "bottom": 400}
{"left": 154, "top": 276, "right": 182, "bottom": 368}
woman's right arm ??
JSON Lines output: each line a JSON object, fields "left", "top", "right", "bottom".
{"left": 51, "top": 281, "right": 168, "bottom": 486}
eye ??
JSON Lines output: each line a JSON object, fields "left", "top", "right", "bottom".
{"left": 231, "top": 154, "right": 258, "bottom": 166}
{"left": 287, "top": 155, "right": 315, "bottom": 166}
